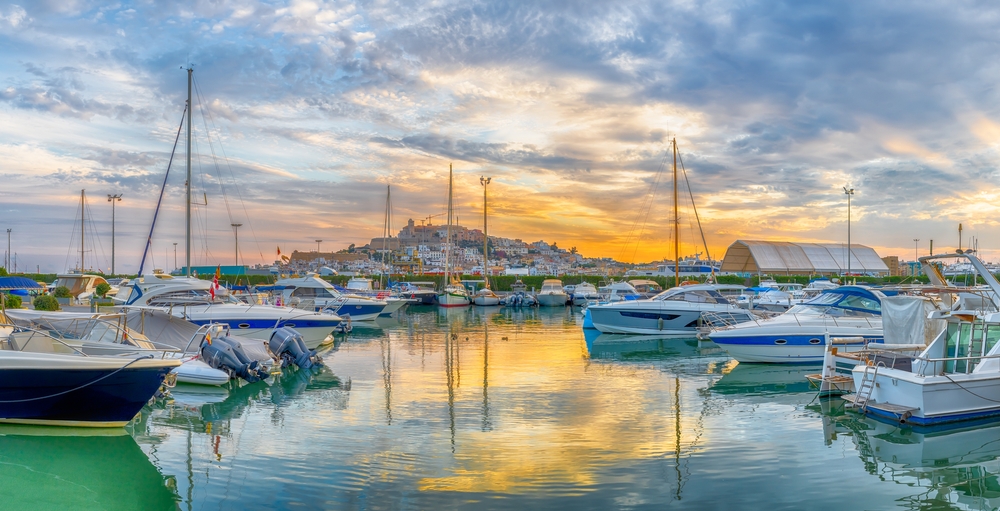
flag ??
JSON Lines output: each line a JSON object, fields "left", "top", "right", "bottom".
{"left": 211, "top": 272, "right": 219, "bottom": 300}
{"left": 205, "top": 331, "right": 212, "bottom": 345}
{"left": 277, "top": 246, "right": 281, "bottom": 257}
{"left": 215, "top": 265, "right": 222, "bottom": 279}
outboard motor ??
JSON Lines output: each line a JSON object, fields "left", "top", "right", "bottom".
{"left": 201, "top": 335, "right": 270, "bottom": 383}
{"left": 269, "top": 327, "right": 322, "bottom": 369}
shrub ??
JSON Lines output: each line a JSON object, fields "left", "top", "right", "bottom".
{"left": 95, "top": 282, "right": 111, "bottom": 298}
{"left": 52, "top": 286, "right": 72, "bottom": 298}
{"left": 2, "top": 294, "right": 21, "bottom": 309}
{"left": 33, "top": 295, "right": 60, "bottom": 311}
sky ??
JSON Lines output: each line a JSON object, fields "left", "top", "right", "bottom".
{"left": 1, "top": 0, "right": 999, "bottom": 273}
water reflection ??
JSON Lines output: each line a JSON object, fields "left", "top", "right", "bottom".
{"left": 710, "top": 363, "right": 821, "bottom": 397}
{"left": 0, "top": 426, "right": 179, "bottom": 510}
{"left": 585, "top": 331, "right": 722, "bottom": 360}
{"left": 821, "top": 400, "right": 1000, "bottom": 510}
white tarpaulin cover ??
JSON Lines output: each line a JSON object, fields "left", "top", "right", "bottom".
{"left": 880, "top": 296, "right": 944, "bottom": 346}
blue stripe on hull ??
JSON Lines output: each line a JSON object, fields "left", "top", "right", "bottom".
{"left": 189, "top": 319, "right": 341, "bottom": 330}
{"left": 0, "top": 366, "right": 171, "bottom": 424}
{"left": 863, "top": 405, "right": 1000, "bottom": 427}
{"left": 712, "top": 334, "right": 883, "bottom": 346}
{"left": 331, "top": 304, "right": 384, "bottom": 318}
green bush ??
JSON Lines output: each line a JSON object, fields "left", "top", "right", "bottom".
{"left": 2, "top": 294, "right": 21, "bottom": 309}
{"left": 95, "top": 282, "right": 111, "bottom": 298}
{"left": 52, "top": 286, "right": 72, "bottom": 298}
{"left": 33, "top": 295, "right": 60, "bottom": 311}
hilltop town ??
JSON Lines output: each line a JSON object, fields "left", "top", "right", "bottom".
{"left": 282, "top": 218, "right": 626, "bottom": 276}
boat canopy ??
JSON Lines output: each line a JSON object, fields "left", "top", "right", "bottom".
{"left": 0, "top": 277, "right": 43, "bottom": 291}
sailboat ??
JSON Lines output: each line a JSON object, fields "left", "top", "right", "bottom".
{"left": 122, "top": 68, "right": 347, "bottom": 348}
{"left": 437, "top": 164, "right": 471, "bottom": 307}
{"left": 473, "top": 176, "right": 500, "bottom": 306}
{"left": 587, "top": 138, "right": 755, "bottom": 334}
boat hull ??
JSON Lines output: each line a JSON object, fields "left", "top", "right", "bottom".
{"left": 589, "top": 303, "right": 754, "bottom": 335}
{"left": 0, "top": 354, "right": 178, "bottom": 427}
{"left": 536, "top": 293, "right": 568, "bottom": 307}
{"left": 710, "top": 320, "right": 883, "bottom": 364}
{"left": 473, "top": 295, "right": 500, "bottom": 306}
{"left": 437, "top": 292, "right": 470, "bottom": 307}
{"left": 851, "top": 367, "right": 1000, "bottom": 426}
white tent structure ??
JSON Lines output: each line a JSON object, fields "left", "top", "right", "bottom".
{"left": 720, "top": 240, "right": 889, "bottom": 276}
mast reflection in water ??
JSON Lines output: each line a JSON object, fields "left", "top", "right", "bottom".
{"left": 13, "top": 307, "right": 1000, "bottom": 509}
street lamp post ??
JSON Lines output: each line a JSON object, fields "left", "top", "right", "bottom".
{"left": 231, "top": 223, "right": 243, "bottom": 267}
{"left": 108, "top": 194, "right": 122, "bottom": 274}
{"left": 173, "top": 243, "right": 178, "bottom": 271}
{"left": 315, "top": 239, "right": 323, "bottom": 252}
{"left": 913, "top": 238, "right": 920, "bottom": 277}
{"left": 843, "top": 187, "right": 854, "bottom": 278}
{"left": 5, "top": 228, "right": 9, "bottom": 271}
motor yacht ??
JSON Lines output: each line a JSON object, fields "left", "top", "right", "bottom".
{"left": 270, "top": 275, "right": 393, "bottom": 319}
{"left": 122, "top": 273, "right": 346, "bottom": 348}
{"left": 536, "top": 279, "right": 569, "bottom": 307}
{"left": 709, "top": 286, "right": 885, "bottom": 363}
{"left": 587, "top": 284, "right": 754, "bottom": 335}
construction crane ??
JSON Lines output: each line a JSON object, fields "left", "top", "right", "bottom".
{"left": 420, "top": 213, "right": 445, "bottom": 226}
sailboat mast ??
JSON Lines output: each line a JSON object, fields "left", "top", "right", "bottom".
{"left": 445, "top": 164, "right": 452, "bottom": 286}
{"left": 382, "top": 185, "right": 391, "bottom": 287}
{"left": 673, "top": 138, "right": 679, "bottom": 285}
{"left": 185, "top": 67, "right": 192, "bottom": 277}
{"left": 80, "top": 189, "right": 85, "bottom": 271}
{"left": 482, "top": 176, "right": 491, "bottom": 289}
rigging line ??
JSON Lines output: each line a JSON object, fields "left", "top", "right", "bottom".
{"left": 617, "top": 149, "right": 670, "bottom": 263}
{"left": 677, "top": 151, "right": 712, "bottom": 262}
{"left": 83, "top": 199, "right": 110, "bottom": 272}
{"left": 64, "top": 198, "right": 81, "bottom": 271}
{"left": 194, "top": 78, "right": 263, "bottom": 265}
{"left": 629, "top": 149, "right": 671, "bottom": 263}
{"left": 192, "top": 79, "right": 234, "bottom": 223}
{"left": 618, "top": 150, "right": 667, "bottom": 262}
{"left": 138, "top": 106, "right": 186, "bottom": 277}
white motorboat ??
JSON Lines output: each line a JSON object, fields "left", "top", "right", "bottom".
{"left": 598, "top": 281, "right": 643, "bottom": 302}
{"left": 833, "top": 253, "right": 1000, "bottom": 426}
{"left": 536, "top": 279, "right": 569, "bottom": 307}
{"left": 269, "top": 275, "right": 389, "bottom": 320}
{"left": 473, "top": 288, "right": 501, "bottom": 306}
{"left": 343, "top": 277, "right": 408, "bottom": 316}
{"left": 122, "top": 273, "right": 345, "bottom": 348}
{"left": 709, "top": 286, "right": 885, "bottom": 364}
{"left": 571, "top": 282, "right": 601, "bottom": 307}
{"left": 587, "top": 284, "right": 754, "bottom": 335}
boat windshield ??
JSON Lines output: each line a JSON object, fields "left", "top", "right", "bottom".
{"left": 653, "top": 288, "right": 731, "bottom": 305}
{"left": 785, "top": 288, "right": 881, "bottom": 315}
{"left": 146, "top": 289, "right": 218, "bottom": 306}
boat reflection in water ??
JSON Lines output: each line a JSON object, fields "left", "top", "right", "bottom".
{"left": 0, "top": 425, "right": 179, "bottom": 510}
{"left": 820, "top": 400, "right": 1000, "bottom": 509}
{"left": 709, "top": 362, "right": 822, "bottom": 398}
{"left": 584, "top": 331, "right": 723, "bottom": 360}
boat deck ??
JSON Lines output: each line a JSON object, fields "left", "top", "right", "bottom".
{"left": 841, "top": 394, "right": 919, "bottom": 415}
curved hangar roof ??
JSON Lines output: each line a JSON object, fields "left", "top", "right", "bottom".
{"left": 720, "top": 240, "right": 889, "bottom": 275}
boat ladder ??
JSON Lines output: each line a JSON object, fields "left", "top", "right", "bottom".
{"left": 849, "top": 363, "right": 882, "bottom": 412}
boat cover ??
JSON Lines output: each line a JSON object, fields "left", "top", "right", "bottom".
{"left": 881, "top": 296, "right": 944, "bottom": 347}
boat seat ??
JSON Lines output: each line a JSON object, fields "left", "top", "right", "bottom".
{"left": 10, "top": 331, "right": 55, "bottom": 353}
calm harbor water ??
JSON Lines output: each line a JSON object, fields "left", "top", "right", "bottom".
{"left": 2, "top": 306, "right": 999, "bottom": 510}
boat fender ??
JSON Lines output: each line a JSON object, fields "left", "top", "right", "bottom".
{"left": 657, "top": 317, "right": 664, "bottom": 331}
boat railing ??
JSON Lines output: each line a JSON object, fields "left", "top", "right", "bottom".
{"left": 0, "top": 323, "right": 91, "bottom": 356}
{"left": 855, "top": 347, "right": 1000, "bottom": 377}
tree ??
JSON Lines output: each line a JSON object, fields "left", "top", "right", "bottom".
{"left": 550, "top": 242, "right": 559, "bottom": 251}
{"left": 348, "top": 243, "right": 356, "bottom": 253}
{"left": 53, "top": 286, "right": 72, "bottom": 298}
{"left": 95, "top": 282, "right": 111, "bottom": 298}
{"left": 2, "top": 294, "right": 20, "bottom": 309}
{"left": 570, "top": 246, "right": 578, "bottom": 254}
{"left": 33, "top": 295, "right": 60, "bottom": 311}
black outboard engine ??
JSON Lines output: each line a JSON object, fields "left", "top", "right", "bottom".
{"left": 201, "top": 335, "right": 270, "bottom": 383}
{"left": 269, "top": 327, "right": 322, "bottom": 369}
